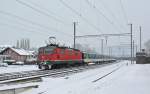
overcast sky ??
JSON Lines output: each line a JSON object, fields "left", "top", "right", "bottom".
{"left": 0, "top": 0, "right": 150, "bottom": 53}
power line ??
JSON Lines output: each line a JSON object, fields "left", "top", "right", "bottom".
{"left": 0, "top": 10, "right": 72, "bottom": 36}
{"left": 119, "top": 0, "right": 128, "bottom": 24}
{"left": 97, "top": 0, "right": 127, "bottom": 32}
{"left": 0, "top": 21, "right": 73, "bottom": 41}
{"left": 0, "top": 17, "right": 51, "bottom": 34}
{"left": 24, "top": 0, "right": 71, "bottom": 25}
{"left": 16, "top": 0, "right": 69, "bottom": 26}
{"left": 85, "top": 0, "right": 113, "bottom": 25}
{"left": 0, "top": 10, "right": 56, "bottom": 31}
{"left": 0, "top": 22, "right": 47, "bottom": 36}
{"left": 76, "top": 33, "right": 131, "bottom": 38}
{"left": 1, "top": 18, "right": 72, "bottom": 38}
{"left": 85, "top": 0, "right": 124, "bottom": 33}
{"left": 16, "top": 0, "right": 101, "bottom": 44}
{"left": 59, "top": 0, "right": 102, "bottom": 34}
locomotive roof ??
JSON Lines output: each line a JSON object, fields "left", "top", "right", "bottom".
{"left": 40, "top": 44, "right": 80, "bottom": 51}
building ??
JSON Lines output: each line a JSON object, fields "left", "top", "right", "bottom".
{"left": 0, "top": 45, "right": 13, "bottom": 53}
{"left": 0, "top": 55, "right": 11, "bottom": 62}
{"left": 136, "top": 49, "right": 150, "bottom": 64}
{"left": 0, "top": 47, "right": 35, "bottom": 64}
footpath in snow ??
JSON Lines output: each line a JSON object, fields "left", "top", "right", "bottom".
{"left": 20, "top": 60, "right": 150, "bottom": 94}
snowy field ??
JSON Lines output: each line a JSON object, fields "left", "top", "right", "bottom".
{"left": 0, "top": 65, "right": 39, "bottom": 74}
{"left": 20, "top": 60, "right": 150, "bottom": 94}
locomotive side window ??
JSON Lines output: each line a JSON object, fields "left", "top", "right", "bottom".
{"left": 53, "top": 50, "right": 57, "bottom": 54}
{"left": 44, "top": 47, "right": 54, "bottom": 54}
{"left": 39, "top": 48, "right": 44, "bottom": 54}
{"left": 60, "top": 49, "right": 65, "bottom": 54}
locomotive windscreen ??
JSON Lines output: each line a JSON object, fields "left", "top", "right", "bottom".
{"left": 39, "top": 46, "right": 55, "bottom": 54}
{"left": 44, "top": 47, "right": 54, "bottom": 54}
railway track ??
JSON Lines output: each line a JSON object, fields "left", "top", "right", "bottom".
{"left": 0, "top": 62, "right": 118, "bottom": 84}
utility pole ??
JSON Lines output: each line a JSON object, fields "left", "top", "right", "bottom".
{"left": 135, "top": 44, "right": 138, "bottom": 53}
{"left": 122, "top": 48, "right": 125, "bottom": 57}
{"left": 133, "top": 40, "right": 135, "bottom": 63}
{"left": 105, "top": 36, "right": 108, "bottom": 58}
{"left": 73, "top": 22, "right": 76, "bottom": 49}
{"left": 108, "top": 47, "right": 112, "bottom": 59}
{"left": 101, "top": 39, "right": 104, "bottom": 60}
{"left": 129, "top": 24, "right": 133, "bottom": 64}
{"left": 140, "top": 26, "right": 142, "bottom": 52}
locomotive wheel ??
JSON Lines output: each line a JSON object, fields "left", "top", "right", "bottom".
{"left": 48, "top": 65, "right": 52, "bottom": 70}
{"left": 38, "top": 65, "right": 42, "bottom": 69}
{"left": 41, "top": 65, "right": 46, "bottom": 70}
{"left": 44, "top": 65, "right": 52, "bottom": 70}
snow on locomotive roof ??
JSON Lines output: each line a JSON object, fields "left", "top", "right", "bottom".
{"left": 42, "top": 44, "right": 80, "bottom": 51}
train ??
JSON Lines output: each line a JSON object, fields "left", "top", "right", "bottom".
{"left": 37, "top": 44, "right": 116, "bottom": 69}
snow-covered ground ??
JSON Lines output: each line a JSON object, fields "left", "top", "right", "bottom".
{"left": 2, "top": 60, "right": 149, "bottom": 94}
{"left": 0, "top": 65, "right": 39, "bottom": 74}
{"left": 20, "top": 60, "right": 150, "bottom": 94}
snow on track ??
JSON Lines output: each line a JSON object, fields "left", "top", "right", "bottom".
{"left": 95, "top": 63, "right": 150, "bottom": 94}
{"left": 21, "top": 61, "right": 132, "bottom": 94}
{"left": 0, "top": 65, "right": 39, "bottom": 74}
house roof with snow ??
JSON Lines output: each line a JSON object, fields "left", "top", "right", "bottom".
{"left": 0, "top": 47, "right": 34, "bottom": 56}
{"left": 0, "top": 45, "right": 13, "bottom": 53}
{"left": 11, "top": 48, "right": 33, "bottom": 56}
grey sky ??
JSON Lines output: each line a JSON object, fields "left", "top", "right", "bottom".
{"left": 0, "top": 0, "right": 149, "bottom": 52}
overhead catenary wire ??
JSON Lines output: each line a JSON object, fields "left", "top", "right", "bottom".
{"left": 59, "top": 0, "right": 102, "bottom": 34}
{"left": 24, "top": 0, "right": 71, "bottom": 25}
{"left": 0, "top": 16, "right": 51, "bottom": 34}
{"left": 0, "top": 10, "right": 58, "bottom": 32}
{"left": 84, "top": 0, "right": 130, "bottom": 51}
{"left": 0, "top": 22, "right": 47, "bottom": 36}
{"left": 16, "top": 0, "right": 70, "bottom": 26}
{"left": 85, "top": 0, "right": 124, "bottom": 33}
{"left": 76, "top": 33, "right": 131, "bottom": 38}
{"left": 0, "top": 16, "right": 73, "bottom": 39}
{"left": 97, "top": 0, "right": 127, "bottom": 32}
{"left": 0, "top": 22, "right": 73, "bottom": 43}
{"left": 85, "top": 0, "right": 113, "bottom": 25}
{"left": 17, "top": 0, "right": 102, "bottom": 45}
{"left": 0, "top": 0, "right": 130, "bottom": 51}
{"left": 119, "top": 0, "right": 128, "bottom": 24}
{"left": 0, "top": 10, "right": 72, "bottom": 36}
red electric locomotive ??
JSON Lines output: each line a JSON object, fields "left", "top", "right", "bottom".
{"left": 38, "top": 44, "right": 83, "bottom": 69}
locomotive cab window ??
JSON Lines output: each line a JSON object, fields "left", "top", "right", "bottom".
{"left": 44, "top": 47, "right": 54, "bottom": 54}
{"left": 39, "top": 48, "right": 44, "bottom": 54}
